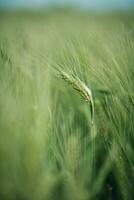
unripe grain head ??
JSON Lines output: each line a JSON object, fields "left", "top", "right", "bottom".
{"left": 60, "top": 71, "right": 94, "bottom": 125}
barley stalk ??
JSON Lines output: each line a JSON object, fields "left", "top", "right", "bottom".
{"left": 60, "top": 71, "right": 94, "bottom": 125}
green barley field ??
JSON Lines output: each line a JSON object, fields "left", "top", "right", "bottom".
{"left": 0, "top": 10, "right": 134, "bottom": 200}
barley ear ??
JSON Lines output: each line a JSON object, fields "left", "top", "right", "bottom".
{"left": 60, "top": 70, "right": 94, "bottom": 125}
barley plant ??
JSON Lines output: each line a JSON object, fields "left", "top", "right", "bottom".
{"left": 60, "top": 70, "right": 94, "bottom": 124}
{"left": 0, "top": 10, "right": 134, "bottom": 200}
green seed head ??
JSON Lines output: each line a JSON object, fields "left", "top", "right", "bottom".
{"left": 60, "top": 71, "right": 94, "bottom": 125}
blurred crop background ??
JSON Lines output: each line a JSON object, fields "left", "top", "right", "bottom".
{"left": 0, "top": 0, "right": 134, "bottom": 200}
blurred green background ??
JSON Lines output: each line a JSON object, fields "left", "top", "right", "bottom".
{"left": 0, "top": 1, "right": 134, "bottom": 200}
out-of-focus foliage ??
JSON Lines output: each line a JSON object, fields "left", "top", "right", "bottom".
{"left": 0, "top": 10, "right": 134, "bottom": 200}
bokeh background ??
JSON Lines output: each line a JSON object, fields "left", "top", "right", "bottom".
{"left": 0, "top": 1, "right": 134, "bottom": 200}
{"left": 0, "top": 0, "right": 134, "bottom": 10}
